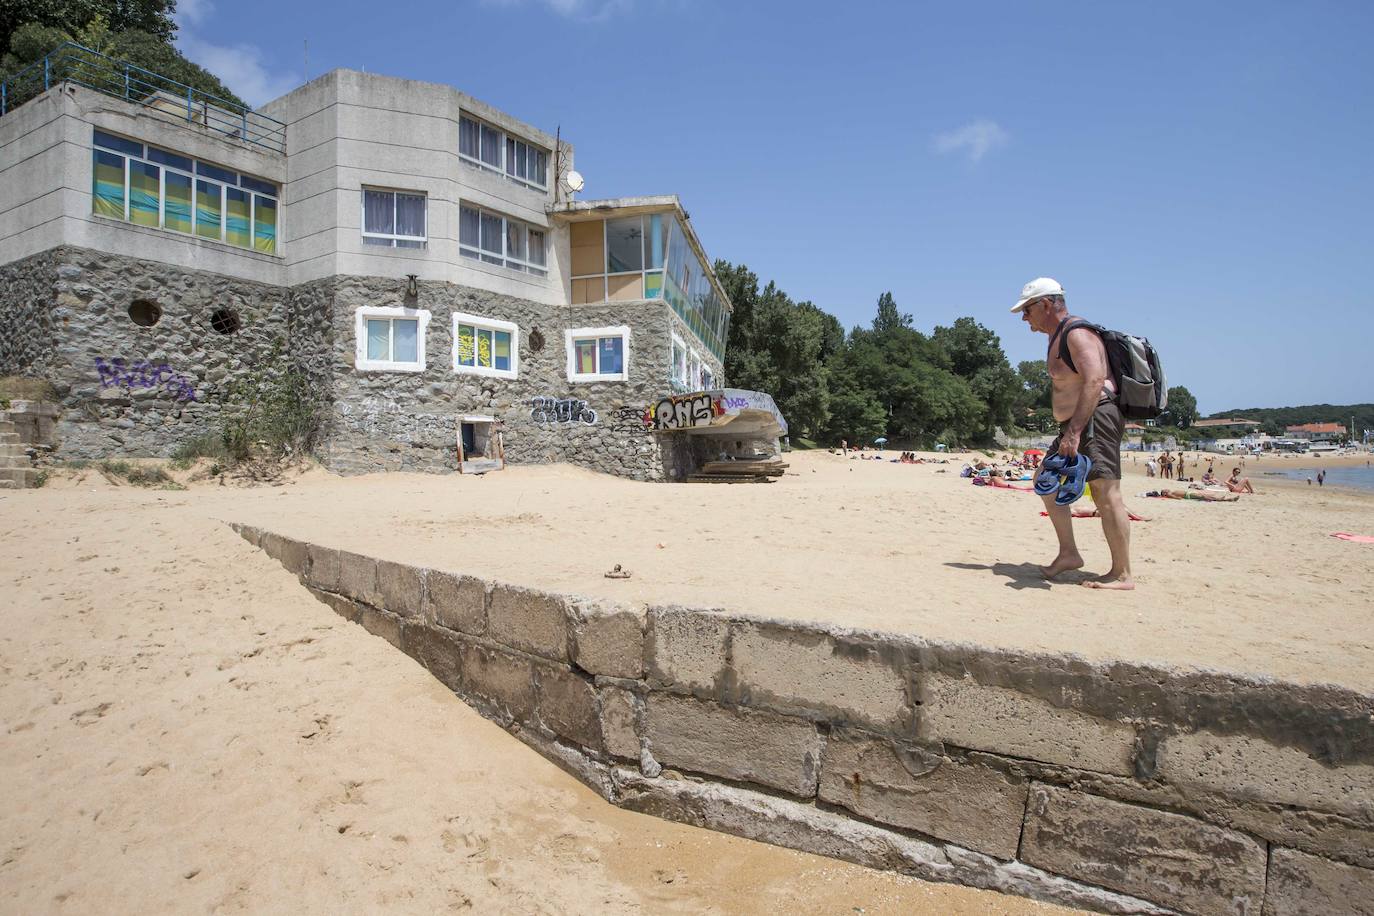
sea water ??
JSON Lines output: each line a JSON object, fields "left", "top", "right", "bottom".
{"left": 1264, "top": 463, "right": 1374, "bottom": 492}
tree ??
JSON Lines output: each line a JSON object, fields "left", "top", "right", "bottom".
{"left": 1017, "top": 359, "right": 1052, "bottom": 410}
{"left": 1, "top": 0, "right": 177, "bottom": 53}
{"left": 872, "top": 291, "right": 912, "bottom": 335}
{"left": 1164, "top": 385, "right": 1198, "bottom": 428}
{"left": 930, "top": 318, "right": 1022, "bottom": 436}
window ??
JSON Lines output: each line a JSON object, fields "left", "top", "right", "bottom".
{"left": 458, "top": 115, "right": 549, "bottom": 189}
{"left": 570, "top": 214, "right": 667, "bottom": 305}
{"left": 688, "top": 350, "right": 703, "bottom": 390}
{"left": 459, "top": 205, "right": 547, "bottom": 276}
{"left": 453, "top": 313, "right": 518, "bottom": 379}
{"left": 362, "top": 188, "right": 427, "bottom": 248}
{"left": 670, "top": 335, "right": 688, "bottom": 389}
{"left": 565, "top": 326, "right": 630, "bottom": 383}
{"left": 354, "top": 306, "right": 431, "bottom": 372}
{"left": 91, "top": 129, "right": 279, "bottom": 254}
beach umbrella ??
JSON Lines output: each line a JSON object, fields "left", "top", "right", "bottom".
{"left": 874, "top": 437, "right": 888, "bottom": 445}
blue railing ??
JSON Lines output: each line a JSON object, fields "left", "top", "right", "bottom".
{"left": 0, "top": 43, "right": 285, "bottom": 154}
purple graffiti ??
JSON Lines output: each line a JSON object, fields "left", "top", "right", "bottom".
{"left": 95, "top": 357, "right": 197, "bottom": 402}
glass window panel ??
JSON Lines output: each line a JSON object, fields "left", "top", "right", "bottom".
{"left": 239, "top": 175, "right": 277, "bottom": 197}
{"left": 606, "top": 217, "right": 644, "bottom": 273}
{"left": 92, "top": 149, "right": 125, "bottom": 218}
{"left": 395, "top": 193, "right": 425, "bottom": 239}
{"left": 147, "top": 146, "right": 193, "bottom": 172}
{"left": 643, "top": 271, "right": 663, "bottom": 299}
{"left": 528, "top": 229, "right": 546, "bottom": 267}
{"left": 459, "top": 206, "right": 480, "bottom": 248}
{"left": 459, "top": 117, "right": 479, "bottom": 158}
{"left": 494, "top": 331, "right": 511, "bottom": 371}
{"left": 393, "top": 319, "right": 418, "bottom": 363}
{"left": 646, "top": 214, "right": 665, "bottom": 268}
{"left": 363, "top": 189, "right": 394, "bottom": 234}
{"left": 93, "top": 129, "right": 142, "bottom": 157}
{"left": 574, "top": 339, "right": 596, "bottom": 375}
{"left": 367, "top": 319, "right": 390, "bottom": 360}
{"left": 164, "top": 171, "right": 192, "bottom": 234}
{"left": 129, "top": 160, "right": 160, "bottom": 227}
{"left": 533, "top": 150, "right": 548, "bottom": 186}
{"left": 196, "top": 179, "right": 222, "bottom": 240}
{"left": 196, "top": 161, "right": 237, "bottom": 185}
{"left": 476, "top": 328, "right": 493, "bottom": 368}
{"left": 225, "top": 187, "right": 251, "bottom": 247}
{"left": 480, "top": 212, "right": 503, "bottom": 263}
{"left": 506, "top": 221, "right": 526, "bottom": 264}
{"left": 457, "top": 324, "right": 475, "bottom": 366}
{"left": 570, "top": 220, "right": 604, "bottom": 276}
{"left": 253, "top": 195, "right": 277, "bottom": 253}
{"left": 599, "top": 337, "right": 624, "bottom": 375}
{"left": 480, "top": 124, "right": 501, "bottom": 167}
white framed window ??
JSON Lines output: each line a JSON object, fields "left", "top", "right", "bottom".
{"left": 354, "top": 306, "right": 431, "bottom": 372}
{"left": 459, "top": 204, "right": 548, "bottom": 276}
{"left": 670, "top": 334, "right": 688, "bottom": 389}
{"left": 701, "top": 366, "right": 715, "bottom": 389}
{"left": 688, "top": 350, "right": 703, "bottom": 390}
{"left": 458, "top": 115, "right": 549, "bottom": 189}
{"left": 565, "top": 326, "right": 631, "bottom": 383}
{"left": 362, "top": 188, "right": 426, "bottom": 248}
{"left": 453, "top": 312, "right": 519, "bottom": 380}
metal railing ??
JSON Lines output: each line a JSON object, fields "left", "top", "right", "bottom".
{"left": 1, "top": 43, "right": 285, "bottom": 154}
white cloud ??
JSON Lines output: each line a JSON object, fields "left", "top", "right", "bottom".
{"left": 173, "top": 1, "right": 301, "bottom": 107}
{"left": 933, "top": 119, "right": 1009, "bottom": 164}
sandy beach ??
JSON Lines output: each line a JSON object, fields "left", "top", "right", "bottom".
{"left": 4, "top": 448, "right": 1372, "bottom": 912}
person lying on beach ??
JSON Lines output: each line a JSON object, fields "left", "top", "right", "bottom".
{"left": 1147, "top": 488, "right": 1239, "bottom": 502}
{"left": 1226, "top": 468, "right": 1255, "bottom": 494}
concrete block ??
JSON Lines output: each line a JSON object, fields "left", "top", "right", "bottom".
{"left": 1021, "top": 783, "right": 1266, "bottom": 916}
{"left": 459, "top": 642, "right": 535, "bottom": 724}
{"left": 259, "top": 531, "right": 284, "bottom": 561}
{"left": 279, "top": 538, "right": 308, "bottom": 577}
{"left": 307, "top": 586, "right": 361, "bottom": 624}
{"left": 534, "top": 663, "right": 601, "bottom": 752}
{"left": 402, "top": 623, "right": 464, "bottom": 693}
{"left": 645, "top": 693, "right": 822, "bottom": 797}
{"left": 359, "top": 606, "right": 404, "bottom": 650}
{"left": 819, "top": 729, "right": 1028, "bottom": 859}
{"left": 646, "top": 605, "right": 729, "bottom": 696}
{"left": 920, "top": 673, "right": 1136, "bottom": 776}
{"left": 424, "top": 569, "right": 487, "bottom": 635}
{"left": 337, "top": 550, "right": 379, "bottom": 606}
{"left": 237, "top": 524, "right": 262, "bottom": 547}
{"left": 303, "top": 543, "right": 340, "bottom": 592}
{"left": 1158, "top": 730, "right": 1374, "bottom": 821}
{"left": 376, "top": 559, "right": 424, "bottom": 619}
{"left": 598, "top": 684, "right": 640, "bottom": 760}
{"left": 487, "top": 583, "right": 569, "bottom": 662}
{"left": 731, "top": 622, "right": 910, "bottom": 732}
{"left": 1264, "top": 847, "right": 1374, "bottom": 916}
{"left": 571, "top": 598, "right": 645, "bottom": 679}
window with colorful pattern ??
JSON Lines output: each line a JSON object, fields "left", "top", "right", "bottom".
{"left": 452, "top": 312, "right": 518, "bottom": 380}
{"left": 91, "top": 130, "right": 279, "bottom": 254}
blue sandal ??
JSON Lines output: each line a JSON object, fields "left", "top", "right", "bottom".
{"left": 1034, "top": 453, "right": 1069, "bottom": 497}
{"left": 1054, "top": 454, "right": 1093, "bottom": 506}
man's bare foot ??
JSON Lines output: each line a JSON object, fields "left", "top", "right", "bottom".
{"left": 1082, "top": 573, "right": 1135, "bottom": 590}
{"left": 1040, "top": 552, "right": 1084, "bottom": 579}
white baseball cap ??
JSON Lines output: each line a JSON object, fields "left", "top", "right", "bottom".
{"left": 1010, "top": 277, "right": 1065, "bottom": 313}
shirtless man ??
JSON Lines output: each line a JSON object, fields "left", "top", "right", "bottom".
{"left": 1011, "top": 278, "right": 1134, "bottom": 589}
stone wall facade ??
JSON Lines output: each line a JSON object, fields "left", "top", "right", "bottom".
{"left": 240, "top": 523, "right": 1374, "bottom": 916}
{"left": 2, "top": 245, "right": 728, "bottom": 479}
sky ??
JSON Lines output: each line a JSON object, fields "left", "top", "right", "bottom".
{"left": 172, "top": 0, "right": 1373, "bottom": 415}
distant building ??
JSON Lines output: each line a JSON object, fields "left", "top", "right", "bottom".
{"left": 1285, "top": 423, "right": 1347, "bottom": 440}
{"left": 1193, "top": 417, "right": 1262, "bottom": 432}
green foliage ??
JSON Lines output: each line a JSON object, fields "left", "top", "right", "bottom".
{"left": 1162, "top": 385, "right": 1198, "bottom": 428}
{"left": 1206, "top": 403, "right": 1373, "bottom": 441}
{"left": 1017, "top": 359, "right": 1052, "bottom": 410}
{"left": 1, "top": 0, "right": 177, "bottom": 52}
{"left": 96, "top": 459, "right": 182, "bottom": 488}
{"left": 217, "top": 340, "right": 323, "bottom": 462}
{"left": 169, "top": 432, "right": 230, "bottom": 469}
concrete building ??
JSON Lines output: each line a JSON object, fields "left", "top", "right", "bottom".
{"left": 0, "top": 48, "right": 784, "bottom": 480}
{"left": 1285, "top": 422, "right": 1346, "bottom": 441}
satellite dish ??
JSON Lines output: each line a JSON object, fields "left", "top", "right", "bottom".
{"left": 563, "top": 170, "right": 585, "bottom": 193}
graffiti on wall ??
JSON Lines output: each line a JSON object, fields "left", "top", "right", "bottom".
{"left": 95, "top": 357, "right": 197, "bottom": 402}
{"left": 607, "top": 405, "right": 653, "bottom": 434}
{"left": 529, "top": 396, "right": 598, "bottom": 425}
{"left": 652, "top": 392, "right": 722, "bottom": 431}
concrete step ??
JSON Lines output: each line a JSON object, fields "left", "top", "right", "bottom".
{"left": 0, "top": 467, "right": 40, "bottom": 487}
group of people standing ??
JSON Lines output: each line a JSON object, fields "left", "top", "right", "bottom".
{"left": 1145, "top": 450, "right": 1189, "bottom": 480}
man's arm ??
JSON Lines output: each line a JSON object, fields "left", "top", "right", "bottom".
{"left": 1057, "top": 328, "right": 1110, "bottom": 458}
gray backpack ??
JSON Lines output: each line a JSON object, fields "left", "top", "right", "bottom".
{"left": 1058, "top": 320, "right": 1168, "bottom": 420}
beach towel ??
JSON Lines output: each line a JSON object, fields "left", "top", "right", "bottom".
{"left": 1331, "top": 533, "right": 1374, "bottom": 544}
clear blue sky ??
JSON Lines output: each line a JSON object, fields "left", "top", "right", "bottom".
{"left": 175, "top": 0, "right": 1372, "bottom": 415}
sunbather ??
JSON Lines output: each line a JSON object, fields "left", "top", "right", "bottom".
{"left": 1226, "top": 468, "right": 1255, "bottom": 494}
{"left": 1147, "top": 488, "right": 1239, "bottom": 502}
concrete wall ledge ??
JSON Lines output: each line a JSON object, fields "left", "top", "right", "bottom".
{"left": 234, "top": 522, "right": 1374, "bottom": 915}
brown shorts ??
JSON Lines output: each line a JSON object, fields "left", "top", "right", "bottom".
{"left": 1048, "top": 398, "right": 1123, "bottom": 480}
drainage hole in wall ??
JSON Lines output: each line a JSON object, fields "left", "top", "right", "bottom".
{"left": 128, "top": 299, "right": 162, "bottom": 327}
{"left": 529, "top": 328, "right": 545, "bottom": 351}
{"left": 210, "top": 308, "right": 241, "bottom": 335}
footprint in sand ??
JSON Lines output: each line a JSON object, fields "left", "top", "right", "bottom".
{"left": 71, "top": 702, "right": 112, "bottom": 726}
